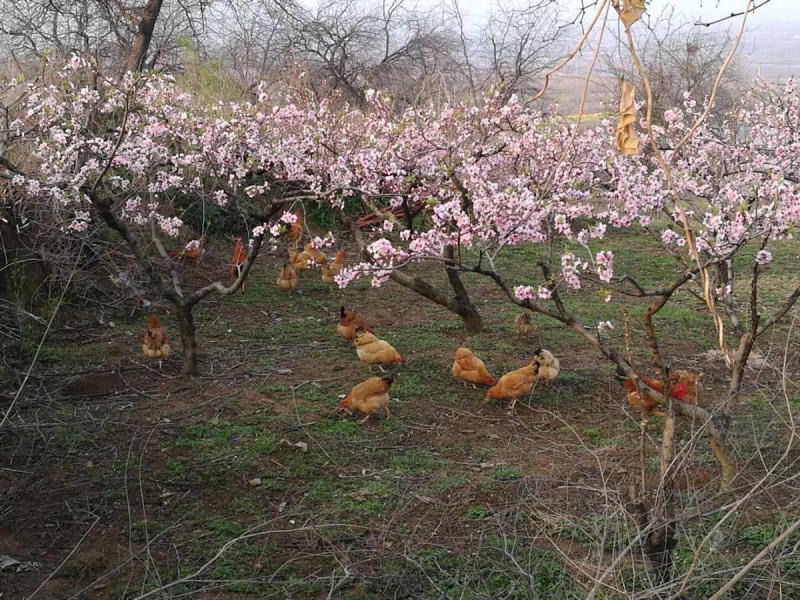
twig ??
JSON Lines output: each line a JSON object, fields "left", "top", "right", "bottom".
{"left": 1, "top": 243, "right": 81, "bottom": 429}
{"left": 27, "top": 517, "right": 100, "bottom": 599}
{"left": 710, "top": 517, "right": 800, "bottom": 600}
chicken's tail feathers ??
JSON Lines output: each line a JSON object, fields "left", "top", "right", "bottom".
{"left": 340, "top": 306, "right": 346, "bottom": 319}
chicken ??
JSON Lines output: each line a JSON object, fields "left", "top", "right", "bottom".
{"left": 337, "top": 375, "right": 394, "bottom": 425}
{"left": 170, "top": 238, "right": 207, "bottom": 267}
{"left": 671, "top": 369, "right": 703, "bottom": 404}
{"left": 531, "top": 348, "right": 559, "bottom": 385}
{"left": 321, "top": 250, "right": 346, "bottom": 284}
{"left": 615, "top": 364, "right": 702, "bottom": 416}
{"left": 229, "top": 237, "right": 247, "bottom": 291}
{"left": 337, "top": 307, "right": 375, "bottom": 340}
{"left": 304, "top": 241, "right": 328, "bottom": 266}
{"left": 286, "top": 208, "right": 303, "bottom": 247}
{"left": 484, "top": 349, "right": 558, "bottom": 410}
{"left": 484, "top": 361, "right": 538, "bottom": 410}
{"left": 289, "top": 248, "right": 310, "bottom": 272}
{"left": 626, "top": 390, "right": 664, "bottom": 417}
{"left": 142, "top": 316, "right": 170, "bottom": 366}
{"left": 276, "top": 262, "right": 298, "bottom": 291}
{"left": 452, "top": 347, "right": 496, "bottom": 387}
{"left": 353, "top": 328, "right": 401, "bottom": 370}
{"left": 513, "top": 312, "right": 532, "bottom": 341}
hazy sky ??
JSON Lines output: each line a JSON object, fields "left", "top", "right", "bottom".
{"left": 646, "top": 0, "right": 797, "bottom": 23}
{"left": 454, "top": 0, "right": 797, "bottom": 27}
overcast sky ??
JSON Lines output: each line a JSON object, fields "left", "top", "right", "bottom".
{"left": 450, "top": 0, "right": 797, "bottom": 27}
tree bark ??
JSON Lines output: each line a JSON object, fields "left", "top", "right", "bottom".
{"left": 443, "top": 245, "right": 482, "bottom": 334}
{"left": 177, "top": 305, "right": 198, "bottom": 377}
{"left": 345, "top": 214, "right": 483, "bottom": 334}
{"left": 125, "top": 0, "right": 165, "bottom": 73}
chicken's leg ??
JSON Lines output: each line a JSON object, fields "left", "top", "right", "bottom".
{"left": 357, "top": 414, "right": 372, "bottom": 425}
{"left": 507, "top": 397, "right": 518, "bottom": 411}
{"left": 384, "top": 405, "right": 391, "bottom": 420}
{"left": 378, "top": 365, "right": 386, "bottom": 373}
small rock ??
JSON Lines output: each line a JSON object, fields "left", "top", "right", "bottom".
{"left": 279, "top": 439, "right": 308, "bottom": 452}
{"left": 86, "top": 460, "right": 94, "bottom": 468}
{"left": 249, "top": 478, "right": 262, "bottom": 487}
{"left": 277, "top": 368, "right": 293, "bottom": 375}
{"left": 487, "top": 433, "right": 500, "bottom": 440}
{"left": 347, "top": 489, "right": 374, "bottom": 502}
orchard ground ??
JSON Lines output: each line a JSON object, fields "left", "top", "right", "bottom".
{"left": 2, "top": 228, "right": 800, "bottom": 599}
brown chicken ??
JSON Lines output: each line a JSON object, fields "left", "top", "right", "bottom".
{"left": 616, "top": 364, "right": 702, "bottom": 416}
{"left": 484, "top": 361, "right": 537, "bottom": 410}
{"left": 513, "top": 312, "right": 532, "bottom": 341}
{"left": 276, "top": 262, "right": 298, "bottom": 291}
{"left": 531, "top": 349, "right": 559, "bottom": 386}
{"left": 337, "top": 375, "right": 394, "bottom": 424}
{"left": 354, "top": 328, "right": 401, "bottom": 369}
{"left": 169, "top": 238, "right": 207, "bottom": 267}
{"left": 484, "top": 349, "right": 558, "bottom": 410}
{"left": 321, "top": 250, "right": 346, "bottom": 284}
{"left": 285, "top": 208, "right": 303, "bottom": 247}
{"left": 289, "top": 248, "right": 311, "bottom": 272}
{"left": 142, "top": 316, "right": 170, "bottom": 366}
{"left": 229, "top": 237, "right": 247, "bottom": 292}
{"left": 337, "top": 307, "right": 375, "bottom": 340}
{"left": 304, "top": 241, "right": 328, "bottom": 266}
{"left": 452, "top": 347, "right": 496, "bottom": 387}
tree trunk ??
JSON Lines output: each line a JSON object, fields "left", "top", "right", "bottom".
{"left": 345, "top": 214, "right": 483, "bottom": 334}
{"left": 125, "top": 0, "right": 165, "bottom": 73}
{"left": 447, "top": 273, "right": 482, "bottom": 335}
{"left": 444, "top": 246, "right": 482, "bottom": 334}
{"left": 177, "top": 305, "right": 198, "bottom": 377}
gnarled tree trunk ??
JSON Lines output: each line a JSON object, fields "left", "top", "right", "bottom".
{"left": 125, "top": 0, "right": 165, "bottom": 73}
{"left": 443, "top": 246, "right": 482, "bottom": 334}
{"left": 176, "top": 305, "right": 198, "bottom": 377}
{"left": 345, "top": 215, "right": 482, "bottom": 334}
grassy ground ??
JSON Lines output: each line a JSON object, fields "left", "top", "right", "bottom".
{"left": 2, "top": 228, "right": 800, "bottom": 599}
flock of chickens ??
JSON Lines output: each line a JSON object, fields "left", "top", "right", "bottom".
{"left": 145, "top": 213, "right": 704, "bottom": 424}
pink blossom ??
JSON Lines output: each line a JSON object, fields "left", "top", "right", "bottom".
{"left": 514, "top": 286, "right": 536, "bottom": 302}
{"left": 756, "top": 250, "right": 773, "bottom": 265}
{"left": 597, "top": 320, "right": 614, "bottom": 332}
{"left": 595, "top": 251, "right": 614, "bottom": 283}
